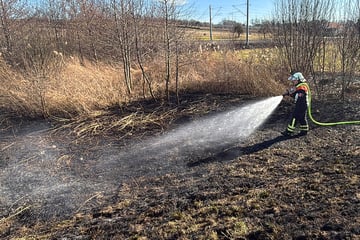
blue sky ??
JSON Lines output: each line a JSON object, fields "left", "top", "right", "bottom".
{"left": 182, "top": 0, "right": 275, "bottom": 24}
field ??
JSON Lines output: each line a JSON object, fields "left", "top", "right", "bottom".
{"left": 1, "top": 92, "right": 359, "bottom": 239}
{"left": 186, "top": 27, "right": 269, "bottom": 41}
{"left": 0, "top": 37, "right": 359, "bottom": 239}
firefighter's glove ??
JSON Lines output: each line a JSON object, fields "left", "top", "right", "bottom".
{"left": 282, "top": 89, "right": 290, "bottom": 97}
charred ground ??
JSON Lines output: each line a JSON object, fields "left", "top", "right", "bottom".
{"left": 0, "top": 94, "right": 359, "bottom": 239}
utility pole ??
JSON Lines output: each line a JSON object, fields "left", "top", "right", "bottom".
{"left": 232, "top": 1, "right": 250, "bottom": 47}
{"left": 246, "top": 0, "right": 249, "bottom": 47}
{"left": 209, "top": 5, "right": 213, "bottom": 41}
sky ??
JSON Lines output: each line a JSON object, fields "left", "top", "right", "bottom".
{"left": 181, "top": 0, "right": 275, "bottom": 24}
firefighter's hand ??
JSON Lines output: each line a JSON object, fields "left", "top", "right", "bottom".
{"left": 282, "top": 90, "right": 290, "bottom": 97}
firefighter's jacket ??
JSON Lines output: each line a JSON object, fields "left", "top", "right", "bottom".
{"left": 289, "top": 82, "right": 310, "bottom": 114}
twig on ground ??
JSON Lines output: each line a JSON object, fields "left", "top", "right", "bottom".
{"left": 0, "top": 206, "right": 31, "bottom": 224}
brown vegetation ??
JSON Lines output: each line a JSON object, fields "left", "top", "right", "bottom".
{"left": 0, "top": 50, "right": 286, "bottom": 121}
{"left": 1, "top": 0, "right": 360, "bottom": 239}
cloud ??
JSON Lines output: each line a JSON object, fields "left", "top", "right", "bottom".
{"left": 174, "top": 0, "right": 187, "bottom": 5}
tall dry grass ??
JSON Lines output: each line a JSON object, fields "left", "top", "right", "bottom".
{"left": 47, "top": 59, "right": 127, "bottom": 117}
{"left": 0, "top": 58, "right": 40, "bottom": 118}
{"left": 0, "top": 57, "right": 125, "bottom": 119}
{"left": 181, "top": 49, "right": 285, "bottom": 96}
{"left": 0, "top": 49, "right": 286, "bottom": 121}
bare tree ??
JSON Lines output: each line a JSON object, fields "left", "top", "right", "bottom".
{"left": 274, "top": 0, "right": 334, "bottom": 75}
{"left": 155, "top": 0, "right": 189, "bottom": 102}
{"left": 161, "top": 0, "right": 172, "bottom": 102}
{"left": 233, "top": 23, "right": 244, "bottom": 38}
{"left": 45, "top": 0, "right": 66, "bottom": 51}
{"left": 110, "top": 0, "right": 136, "bottom": 94}
{"left": 0, "top": 0, "right": 28, "bottom": 63}
{"left": 0, "top": 0, "right": 13, "bottom": 55}
{"left": 258, "top": 21, "right": 272, "bottom": 39}
{"left": 78, "top": 0, "right": 100, "bottom": 62}
{"left": 131, "top": 0, "right": 155, "bottom": 100}
{"left": 334, "top": 0, "right": 360, "bottom": 99}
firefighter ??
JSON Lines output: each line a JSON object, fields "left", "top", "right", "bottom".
{"left": 282, "top": 71, "right": 310, "bottom": 137}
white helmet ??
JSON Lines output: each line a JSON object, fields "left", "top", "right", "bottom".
{"left": 288, "top": 72, "right": 305, "bottom": 82}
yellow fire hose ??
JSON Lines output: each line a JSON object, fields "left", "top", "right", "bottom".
{"left": 305, "top": 83, "right": 360, "bottom": 126}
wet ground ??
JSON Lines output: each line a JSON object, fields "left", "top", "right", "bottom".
{"left": 0, "top": 94, "right": 359, "bottom": 239}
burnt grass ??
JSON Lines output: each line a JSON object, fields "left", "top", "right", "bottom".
{"left": 0, "top": 93, "right": 359, "bottom": 239}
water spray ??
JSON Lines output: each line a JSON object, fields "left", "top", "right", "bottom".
{"left": 130, "top": 96, "right": 284, "bottom": 160}
{"left": 0, "top": 96, "right": 285, "bottom": 222}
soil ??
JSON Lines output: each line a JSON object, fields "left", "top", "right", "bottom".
{"left": 0, "top": 94, "right": 359, "bottom": 240}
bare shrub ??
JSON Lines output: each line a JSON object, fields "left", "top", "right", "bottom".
{"left": 273, "top": 0, "right": 334, "bottom": 75}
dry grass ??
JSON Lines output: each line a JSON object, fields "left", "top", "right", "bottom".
{"left": 0, "top": 58, "right": 125, "bottom": 119}
{"left": 47, "top": 60, "right": 126, "bottom": 116}
{"left": 0, "top": 59, "right": 38, "bottom": 117}
{"left": 181, "top": 50, "right": 285, "bottom": 96}
{"left": 187, "top": 28, "right": 271, "bottom": 41}
{"left": 0, "top": 49, "right": 287, "bottom": 143}
{"left": 0, "top": 49, "right": 285, "bottom": 126}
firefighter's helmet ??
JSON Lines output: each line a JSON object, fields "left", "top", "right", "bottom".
{"left": 288, "top": 72, "right": 305, "bottom": 82}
